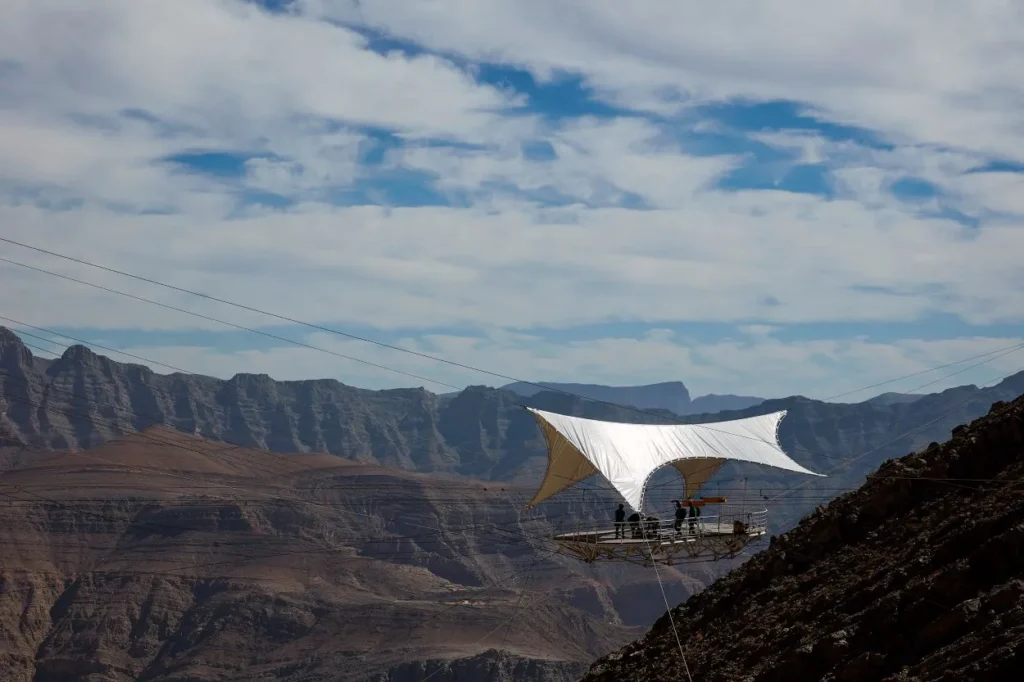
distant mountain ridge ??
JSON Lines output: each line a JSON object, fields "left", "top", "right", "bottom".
{"left": 499, "top": 380, "right": 765, "bottom": 415}
{"left": 3, "top": 323, "right": 1024, "bottom": 533}
{"left": 865, "top": 391, "right": 926, "bottom": 406}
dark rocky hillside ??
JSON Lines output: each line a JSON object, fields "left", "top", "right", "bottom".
{"left": 581, "top": 391, "right": 1024, "bottom": 682}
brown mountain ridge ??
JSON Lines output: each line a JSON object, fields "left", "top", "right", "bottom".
{"left": 1, "top": 426, "right": 647, "bottom": 681}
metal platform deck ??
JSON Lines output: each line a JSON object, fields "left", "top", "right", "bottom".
{"left": 553, "top": 509, "right": 767, "bottom": 565}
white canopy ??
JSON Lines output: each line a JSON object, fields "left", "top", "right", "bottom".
{"left": 525, "top": 407, "right": 824, "bottom": 511}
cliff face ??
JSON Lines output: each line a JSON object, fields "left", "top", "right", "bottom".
{"left": 3, "top": 325, "right": 1024, "bottom": 537}
{"left": 581, "top": 392, "right": 1024, "bottom": 682}
{"left": 2, "top": 325, "right": 1021, "bottom": 474}
{"left": 0, "top": 428, "right": 641, "bottom": 682}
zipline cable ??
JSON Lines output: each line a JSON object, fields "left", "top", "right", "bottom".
{"left": 6, "top": 316, "right": 1021, "bottom": 510}
{"left": 5, "top": 236, "right": 1021, "bottom": 411}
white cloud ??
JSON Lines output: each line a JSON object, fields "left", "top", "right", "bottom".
{"left": 750, "top": 132, "right": 827, "bottom": 166}
{"left": 946, "top": 172, "right": 1024, "bottom": 217}
{"left": 242, "top": 129, "right": 366, "bottom": 197}
{"left": 0, "top": 0, "right": 1022, "bottom": 397}
{"left": 0, "top": 111, "right": 214, "bottom": 213}
{"left": 0, "top": 0, "right": 531, "bottom": 214}
{"left": 742, "top": 132, "right": 1024, "bottom": 222}
{"left": 1, "top": 184, "right": 1023, "bottom": 333}
{"left": 389, "top": 116, "right": 740, "bottom": 208}
{"left": 738, "top": 325, "right": 778, "bottom": 338}
{"left": 1, "top": 0, "right": 515, "bottom": 141}
{"left": 305, "top": 0, "right": 1024, "bottom": 159}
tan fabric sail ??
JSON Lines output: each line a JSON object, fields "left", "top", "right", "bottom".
{"left": 670, "top": 457, "right": 727, "bottom": 500}
{"left": 525, "top": 407, "right": 823, "bottom": 511}
{"left": 527, "top": 415, "right": 600, "bottom": 506}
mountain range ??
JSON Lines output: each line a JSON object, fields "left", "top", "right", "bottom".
{"left": 2, "top": 325, "right": 1024, "bottom": 679}
{"left": 1, "top": 326, "right": 1013, "bottom": 498}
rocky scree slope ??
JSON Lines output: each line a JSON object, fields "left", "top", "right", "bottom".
{"left": 581, "top": 392, "right": 1024, "bottom": 682}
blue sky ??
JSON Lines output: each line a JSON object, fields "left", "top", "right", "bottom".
{"left": 164, "top": 96, "right": 862, "bottom": 203}
{"left": 33, "top": 314, "right": 1024, "bottom": 353}
{"left": 1, "top": 0, "right": 1023, "bottom": 400}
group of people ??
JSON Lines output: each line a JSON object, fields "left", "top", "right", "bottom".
{"left": 613, "top": 499, "right": 701, "bottom": 539}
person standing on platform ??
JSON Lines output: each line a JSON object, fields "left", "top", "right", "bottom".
{"left": 673, "top": 500, "right": 686, "bottom": 535}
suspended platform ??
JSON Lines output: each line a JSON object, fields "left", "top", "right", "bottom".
{"left": 522, "top": 405, "right": 821, "bottom": 567}
{"left": 553, "top": 508, "right": 768, "bottom": 566}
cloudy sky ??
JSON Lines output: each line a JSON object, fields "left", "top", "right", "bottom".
{"left": 1, "top": 0, "right": 1023, "bottom": 401}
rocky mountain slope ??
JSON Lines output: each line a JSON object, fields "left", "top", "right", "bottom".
{"left": 581, "top": 391, "right": 1024, "bottom": 682}
{"left": 3, "top": 327, "right": 1024, "bottom": 679}
{"left": 499, "top": 380, "right": 764, "bottom": 415}
{"left": 3, "top": 325, "right": 1023, "bottom": 537}
{"left": 0, "top": 427, "right": 665, "bottom": 681}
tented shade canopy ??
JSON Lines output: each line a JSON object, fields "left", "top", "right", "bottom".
{"left": 525, "top": 407, "right": 824, "bottom": 511}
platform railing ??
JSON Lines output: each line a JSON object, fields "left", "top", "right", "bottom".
{"left": 556, "top": 507, "right": 768, "bottom": 544}
{"left": 747, "top": 508, "right": 768, "bottom": 532}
